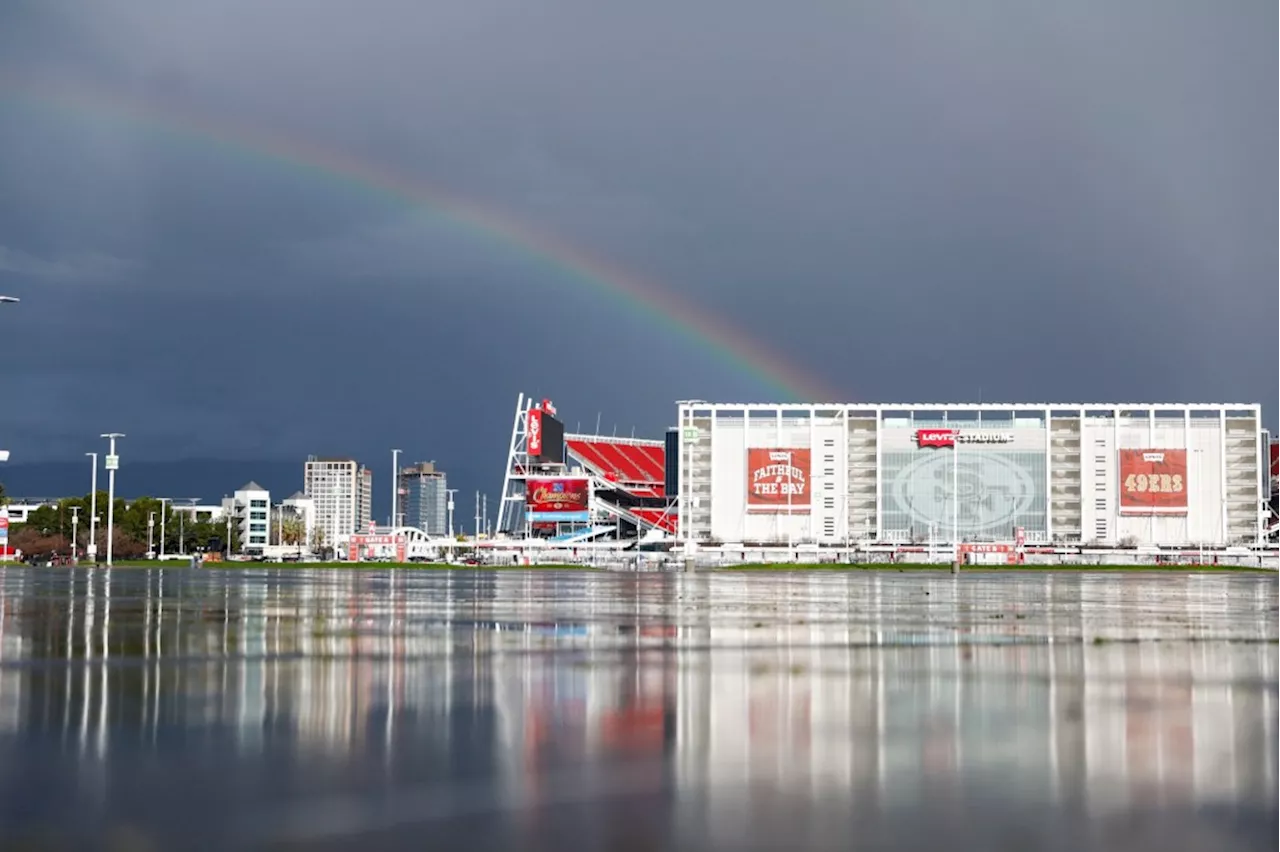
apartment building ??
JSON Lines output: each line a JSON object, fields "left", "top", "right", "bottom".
{"left": 303, "top": 456, "right": 373, "bottom": 546}
{"left": 222, "top": 481, "right": 271, "bottom": 553}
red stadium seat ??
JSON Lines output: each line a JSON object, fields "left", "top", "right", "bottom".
{"left": 566, "top": 437, "right": 668, "bottom": 499}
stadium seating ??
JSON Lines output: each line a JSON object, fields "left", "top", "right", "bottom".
{"left": 563, "top": 435, "right": 676, "bottom": 535}
{"left": 566, "top": 437, "right": 664, "bottom": 488}
{"left": 630, "top": 508, "right": 678, "bottom": 534}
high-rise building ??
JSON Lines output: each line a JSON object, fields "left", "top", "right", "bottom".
{"left": 356, "top": 465, "right": 373, "bottom": 533}
{"left": 304, "top": 456, "right": 374, "bottom": 545}
{"left": 400, "top": 461, "right": 448, "bottom": 535}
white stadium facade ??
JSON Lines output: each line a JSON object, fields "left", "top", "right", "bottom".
{"left": 675, "top": 402, "right": 1270, "bottom": 551}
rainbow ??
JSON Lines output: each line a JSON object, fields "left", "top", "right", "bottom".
{"left": 0, "top": 76, "right": 841, "bottom": 403}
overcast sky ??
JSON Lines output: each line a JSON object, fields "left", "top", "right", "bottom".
{"left": 0, "top": 0, "right": 1275, "bottom": 492}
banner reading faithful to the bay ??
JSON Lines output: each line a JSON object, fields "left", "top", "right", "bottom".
{"left": 746, "top": 448, "right": 811, "bottom": 513}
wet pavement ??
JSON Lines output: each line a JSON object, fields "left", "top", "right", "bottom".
{"left": 0, "top": 567, "right": 1274, "bottom": 851}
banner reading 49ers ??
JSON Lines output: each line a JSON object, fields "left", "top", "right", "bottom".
{"left": 746, "top": 448, "right": 811, "bottom": 513}
{"left": 1118, "top": 449, "right": 1188, "bottom": 514}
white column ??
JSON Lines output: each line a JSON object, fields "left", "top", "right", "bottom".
{"left": 390, "top": 448, "right": 401, "bottom": 529}
{"left": 1218, "top": 408, "right": 1228, "bottom": 545}
{"left": 1044, "top": 406, "right": 1052, "bottom": 543}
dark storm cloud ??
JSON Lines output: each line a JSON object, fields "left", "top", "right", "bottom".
{"left": 0, "top": 0, "right": 1274, "bottom": 503}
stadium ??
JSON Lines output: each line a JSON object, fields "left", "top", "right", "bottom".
{"left": 491, "top": 396, "right": 1276, "bottom": 562}
{"left": 674, "top": 401, "right": 1273, "bottom": 555}
{"left": 495, "top": 396, "right": 677, "bottom": 550}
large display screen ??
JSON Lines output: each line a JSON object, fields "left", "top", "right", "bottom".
{"left": 526, "top": 477, "right": 590, "bottom": 522}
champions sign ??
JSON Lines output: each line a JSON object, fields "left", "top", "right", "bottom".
{"left": 746, "top": 448, "right": 811, "bottom": 513}
{"left": 1118, "top": 449, "right": 1188, "bottom": 514}
{"left": 526, "top": 477, "right": 590, "bottom": 522}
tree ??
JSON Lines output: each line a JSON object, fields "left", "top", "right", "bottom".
{"left": 10, "top": 526, "right": 67, "bottom": 559}
{"left": 280, "top": 516, "right": 306, "bottom": 546}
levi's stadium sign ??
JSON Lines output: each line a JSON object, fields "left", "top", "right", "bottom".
{"left": 916, "top": 429, "right": 1014, "bottom": 448}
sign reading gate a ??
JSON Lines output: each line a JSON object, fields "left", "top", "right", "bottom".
{"left": 746, "top": 448, "right": 811, "bottom": 513}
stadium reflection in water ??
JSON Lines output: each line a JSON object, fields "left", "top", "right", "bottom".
{"left": 0, "top": 568, "right": 1275, "bottom": 851}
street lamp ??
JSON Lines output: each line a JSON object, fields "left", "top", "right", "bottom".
{"left": 70, "top": 506, "right": 80, "bottom": 563}
{"left": 157, "top": 497, "right": 171, "bottom": 559}
{"left": 175, "top": 498, "right": 199, "bottom": 555}
{"left": 391, "top": 448, "right": 402, "bottom": 528}
{"left": 147, "top": 511, "right": 155, "bottom": 559}
{"left": 85, "top": 452, "right": 98, "bottom": 562}
{"left": 100, "top": 434, "right": 124, "bottom": 566}
{"left": 784, "top": 450, "right": 794, "bottom": 558}
{"left": 445, "top": 488, "right": 457, "bottom": 538}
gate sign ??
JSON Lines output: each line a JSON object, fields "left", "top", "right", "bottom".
{"left": 1118, "top": 449, "right": 1188, "bottom": 514}
{"left": 348, "top": 534, "right": 407, "bottom": 563}
{"left": 746, "top": 448, "right": 811, "bottom": 513}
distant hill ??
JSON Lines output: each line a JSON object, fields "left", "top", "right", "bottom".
{"left": 0, "top": 459, "right": 304, "bottom": 504}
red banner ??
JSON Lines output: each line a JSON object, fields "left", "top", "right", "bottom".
{"left": 527, "top": 409, "right": 543, "bottom": 456}
{"left": 526, "top": 478, "right": 589, "bottom": 513}
{"left": 746, "top": 448, "right": 811, "bottom": 513}
{"left": 1118, "top": 449, "right": 1188, "bottom": 513}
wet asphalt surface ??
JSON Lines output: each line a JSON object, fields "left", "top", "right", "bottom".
{"left": 0, "top": 567, "right": 1274, "bottom": 851}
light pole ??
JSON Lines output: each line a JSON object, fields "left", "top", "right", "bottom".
{"left": 950, "top": 436, "right": 961, "bottom": 574}
{"left": 100, "top": 433, "right": 124, "bottom": 567}
{"left": 446, "top": 488, "right": 457, "bottom": 538}
{"left": 85, "top": 453, "right": 98, "bottom": 562}
{"left": 176, "top": 498, "right": 199, "bottom": 555}
{"left": 391, "top": 449, "right": 402, "bottom": 528}
{"left": 147, "top": 511, "right": 155, "bottom": 559}
{"left": 70, "top": 506, "right": 80, "bottom": 563}
{"left": 157, "top": 497, "right": 171, "bottom": 559}
{"left": 784, "top": 450, "right": 794, "bottom": 559}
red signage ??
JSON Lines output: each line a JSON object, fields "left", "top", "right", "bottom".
{"left": 527, "top": 409, "right": 543, "bottom": 456}
{"left": 526, "top": 478, "right": 589, "bottom": 513}
{"left": 746, "top": 448, "right": 811, "bottom": 513}
{"left": 348, "top": 534, "right": 407, "bottom": 562}
{"left": 917, "top": 429, "right": 957, "bottom": 448}
{"left": 1118, "top": 449, "right": 1188, "bottom": 513}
